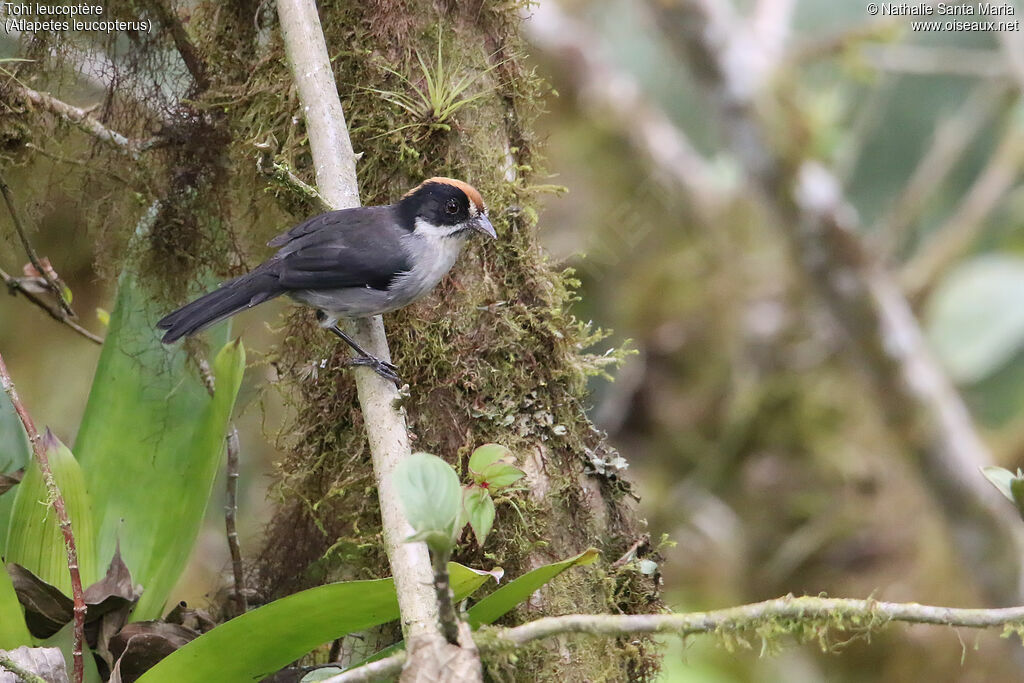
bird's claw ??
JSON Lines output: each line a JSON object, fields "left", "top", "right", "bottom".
{"left": 346, "top": 355, "right": 401, "bottom": 384}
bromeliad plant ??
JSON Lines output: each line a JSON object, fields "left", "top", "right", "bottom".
{"left": 0, "top": 264, "right": 246, "bottom": 682}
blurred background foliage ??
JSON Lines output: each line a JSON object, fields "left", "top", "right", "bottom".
{"left": 3, "top": 0, "right": 1024, "bottom": 681}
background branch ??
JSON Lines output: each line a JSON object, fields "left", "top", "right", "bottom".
{"left": 902, "top": 113, "right": 1024, "bottom": 300}
{"left": 877, "top": 83, "right": 1012, "bottom": 254}
{"left": 9, "top": 83, "right": 158, "bottom": 158}
{"left": 653, "top": 0, "right": 1024, "bottom": 606}
{"left": 0, "top": 266, "right": 103, "bottom": 344}
{"left": 0, "top": 171, "right": 74, "bottom": 318}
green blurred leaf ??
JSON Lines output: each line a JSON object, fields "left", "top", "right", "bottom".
{"left": 463, "top": 486, "right": 494, "bottom": 547}
{"left": 74, "top": 270, "right": 238, "bottom": 621}
{"left": 394, "top": 452, "right": 462, "bottom": 552}
{"left": 5, "top": 431, "right": 98, "bottom": 595}
{"left": 468, "top": 443, "right": 512, "bottom": 475}
{"left": 925, "top": 255, "right": 1024, "bottom": 383}
{"left": 467, "top": 548, "right": 599, "bottom": 628}
{"left": 981, "top": 465, "right": 1017, "bottom": 502}
{"left": 468, "top": 444, "right": 522, "bottom": 489}
{"left": 135, "top": 563, "right": 496, "bottom": 683}
{"left": 0, "top": 390, "right": 30, "bottom": 550}
{"left": 0, "top": 564, "right": 31, "bottom": 648}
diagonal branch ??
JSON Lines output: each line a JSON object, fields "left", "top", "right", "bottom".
{"left": 902, "top": 111, "right": 1024, "bottom": 301}
{"left": 876, "top": 83, "right": 1012, "bottom": 255}
{"left": 9, "top": 82, "right": 159, "bottom": 159}
{"left": 0, "top": 171, "right": 74, "bottom": 318}
{"left": 0, "top": 265, "right": 103, "bottom": 344}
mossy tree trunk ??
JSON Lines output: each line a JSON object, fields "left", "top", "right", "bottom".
{"left": 242, "top": 3, "right": 661, "bottom": 679}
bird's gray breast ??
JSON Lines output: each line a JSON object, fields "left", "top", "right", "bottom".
{"left": 389, "top": 231, "right": 467, "bottom": 307}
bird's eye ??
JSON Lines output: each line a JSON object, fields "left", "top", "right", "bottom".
{"left": 445, "top": 199, "right": 460, "bottom": 215}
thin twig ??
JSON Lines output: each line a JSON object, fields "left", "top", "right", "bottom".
{"left": 0, "top": 266, "right": 104, "bottom": 344}
{"left": 876, "top": 83, "right": 1012, "bottom": 255}
{"left": 788, "top": 17, "right": 901, "bottom": 64}
{"left": 255, "top": 145, "right": 332, "bottom": 213}
{"left": 0, "top": 171, "right": 74, "bottom": 317}
{"left": 224, "top": 425, "right": 247, "bottom": 615}
{"left": 0, "top": 653, "right": 48, "bottom": 683}
{"left": 0, "top": 354, "right": 86, "bottom": 683}
{"left": 24, "top": 142, "right": 136, "bottom": 187}
{"left": 10, "top": 83, "right": 158, "bottom": 158}
{"left": 321, "top": 594, "right": 1024, "bottom": 683}
{"left": 865, "top": 45, "right": 1008, "bottom": 79}
{"left": 902, "top": 116, "right": 1024, "bottom": 301}
{"left": 197, "top": 359, "right": 247, "bottom": 616}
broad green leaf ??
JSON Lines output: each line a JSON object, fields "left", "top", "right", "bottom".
{"left": 74, "top": 269, "right": 238, "bottom": 621}
{"left": 468, "top": 444, "right": 523, "bottom": 489}
{"left": 0, "top": 564, "right": 31, "bottom": 648}
{"left": 5, "top": 431, "right": 98, "bottom": 594}
{"left": 468, "top": 444, "right": 512, "bottom": 476}
{"left": 467, "top": 548, "right": 600, "bottom": 628}
{"left": 925, "top": 255, "right": 1024, "bottom": 383}
{"left": 136, "top": 563, "right": 496, "bottom": 683}
{"left": 394, "top": 453, "right": 462, "bottom": 552}
{"left": 477, "top": 463, "right": 524, "bottom": 489}
{"left": 463, "top": 486, "right": 495, "bottom": 547}
{"left": 0, "top": 390, "right": 30, "bottom": 550}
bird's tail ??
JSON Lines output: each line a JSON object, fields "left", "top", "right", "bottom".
{"left": 157, "top": 267, "right": 283, "bottom": 343}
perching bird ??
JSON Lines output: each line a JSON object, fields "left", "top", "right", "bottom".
{"left": 156, "top": 177, "right": 495, "bottom": 383}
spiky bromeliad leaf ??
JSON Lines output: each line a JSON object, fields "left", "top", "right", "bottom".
{"left": 73, "top": 270, "right": 240, "bottom": 621}
{"left": 4, "top": 431, "right": 99, "bottom": 597}
{"left": 134, "top": 563, "right": 497, "bottom": 683}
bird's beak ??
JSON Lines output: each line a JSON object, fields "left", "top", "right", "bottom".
{"left": 473, "top": 215, "right": 497, "bottom": 239}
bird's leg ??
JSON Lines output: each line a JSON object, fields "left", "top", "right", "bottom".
{"left": 318, "top": 313, "right": 400, "bottom": 384}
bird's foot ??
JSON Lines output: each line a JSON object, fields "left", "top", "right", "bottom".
{"left": 345, "top": 354, "right": 401, "bottom": 384}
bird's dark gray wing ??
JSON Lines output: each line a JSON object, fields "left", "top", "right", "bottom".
{"left": 270, "top": 206, "right": 412, "bottom": 291}
{"left": 268, "top": 206, "right": 391, "bottom": 247}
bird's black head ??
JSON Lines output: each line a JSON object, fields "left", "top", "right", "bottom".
{"left": 397, "top": 177, "right": 496, "bottom": 239}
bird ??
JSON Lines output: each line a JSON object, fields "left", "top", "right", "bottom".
{"left": 156, "top": 177, "right": 495, "bottom": 383}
